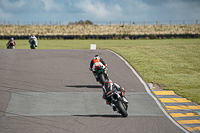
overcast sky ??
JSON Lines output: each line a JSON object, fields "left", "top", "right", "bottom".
{"left": 0, "top": 0, "right": 199, "bottom": 24}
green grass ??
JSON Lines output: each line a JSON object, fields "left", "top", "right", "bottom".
{"left": 1, "top": 39, "right": 200, "bottom": 104}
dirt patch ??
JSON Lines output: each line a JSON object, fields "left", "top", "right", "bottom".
{"left": 148, "top": 83, "right": 164, "bottom": 90}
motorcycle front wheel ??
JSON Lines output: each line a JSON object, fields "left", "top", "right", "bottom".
{"left": 8, "top": 46, "right": 14, "bottom": 49}
{"left": 31, "top": 45, "right": 35, "bottom": 49}
{"left": 115, "top": 101, "right": 128, "bottom": 117}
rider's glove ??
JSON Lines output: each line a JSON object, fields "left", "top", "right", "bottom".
{"left": 105, "top": 65, "right": 108, "bottom": 70}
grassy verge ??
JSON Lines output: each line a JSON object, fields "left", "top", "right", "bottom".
{"left": 1, "top": 39, "right": 200, "bottom": 104}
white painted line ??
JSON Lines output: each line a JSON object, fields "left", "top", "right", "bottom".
{"left": 107, "top": 49, "right": 189, "bottom": 133}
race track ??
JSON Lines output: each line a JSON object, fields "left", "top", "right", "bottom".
{"left": 0, "top": 49, "right": 185, "bottom": 133}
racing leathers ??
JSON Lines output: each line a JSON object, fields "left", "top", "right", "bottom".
{"left": 102, "top": 79, "right": 128, "bottom": 111}
{"left": 89, "top": 57, "right": 108, "bottom": 81}
{"left": 29, "top": 35, "right": 38, "bottom": 47}
{"left": 6, "top": 39, "right": 16, "bottom": 48}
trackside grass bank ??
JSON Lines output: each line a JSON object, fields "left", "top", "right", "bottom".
{"left": 0, "top": 39, "right": 200, "bottom": 105}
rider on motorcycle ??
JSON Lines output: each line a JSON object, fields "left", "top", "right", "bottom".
{"left": 29, "top": 35, "right": 38, "bottom": 48}
{"left": 89, "top": 55, "right": 108, "bottom": 81}
{"left": 102, "top": 79, "right": 128, "bottom": 111}
{"left": 6, "top": 38, "right": 16, "bottom": 48}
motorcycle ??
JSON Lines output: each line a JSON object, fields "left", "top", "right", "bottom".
{"left": 94, "top": 65, "right": 108, "bottom": 86}
{"left": 106, "top": 89, "right": 128, "bottom": 117}
{"left": 6, "top": 41, "right": 15, "bottom": 49}
{"left": 30, "top": 39, "right": 37, "bottom": 49}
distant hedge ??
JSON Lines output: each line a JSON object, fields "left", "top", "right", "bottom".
{"left": 68, "top": 20, "right": 93, "bottom": 25}
{"left": 0, "top": 34, "right": 199, "bottom": 40}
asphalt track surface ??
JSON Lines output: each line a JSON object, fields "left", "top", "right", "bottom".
{"left": 0, "top": 49, "right": 185, "bottom": 133}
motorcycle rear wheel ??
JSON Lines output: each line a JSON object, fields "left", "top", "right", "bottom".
{"left": 116, "top": 101, "right": 128, "bottom": 117}
{"left": 98, "top": 73, "right": 105, "bottom": 85}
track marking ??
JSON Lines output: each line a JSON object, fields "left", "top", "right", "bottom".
{"left": 185, "top": 127, "right": 200, "bottom": 131}
{"left": 154, "top": 91, "right": 176, "bottom": 95}
{"left": 159, "top": 98, "right": 192, "bottom": 103}
{"left": 153, "top": 90, "right": 200, "bottom": 132}
{"left": 166, "top": 106, "right": 200, "bottom": 110}
{"left": 170, "top": 113, "right": 199, "bottom": 117}
{"left": 177, "top": 120, "right": 200, "bottom": 124}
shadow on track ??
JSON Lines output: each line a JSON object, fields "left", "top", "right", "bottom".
{"left": 73, "top": 114, "right": 122, "bottom": 118}
{"left": 65, "top": 85, "right": 102, "bottom": 88}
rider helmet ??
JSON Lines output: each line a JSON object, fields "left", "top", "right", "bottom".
{"left": 94, "top": 55, "right": 100, "bottom": 60}
{"left": 10, "top": 38, "right": 14, "bottom": 41}
{"left": 31, "top": 35, "right": 35, "bottom": 38}
{"left": 104, "top": 79, "right": 113, "bottom": 92}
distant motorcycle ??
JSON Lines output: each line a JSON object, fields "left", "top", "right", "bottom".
{"left": 6, "top": 41, "right": 15, "bottom": 49}
{"left": 30, "top": 39, "right": 36, "bottom": 49}
{"left": 94, "top": 65, "right": 108, "bottom": 85}
{"left": 106, "top": 87, "right": 128, "bottom": 117}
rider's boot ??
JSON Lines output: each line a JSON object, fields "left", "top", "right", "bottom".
{"left": 122, "top": 97, "right": 128, "bottom": 104}
{"left": 93, "top": 72, "right": 99, "bottom": 82}
{"left": 95, "top": 75, "right": 99, "bottom": 81}
{"left": 106, "top": 101, "right": 116, "bottom": 111}
{"left": 105, "top": 73, "right": 109, "bottom": 79}
{"left": 104, "top": 71, "right": 109, "bottom": 79}
{"left": 102, "top": 94, "right": 106, "bottom": 100}
{"left": 110, "top": 103, "right": 117, "bottom": 111}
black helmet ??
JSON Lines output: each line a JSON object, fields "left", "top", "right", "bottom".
{"left": 104, "top": 79, "right": 113, "bottom": 92}
{"left": 94, "top": 55, "right": 100, "bottom": 59}
{"left": 10, "top": 38, "right": 14, "bottom": 41}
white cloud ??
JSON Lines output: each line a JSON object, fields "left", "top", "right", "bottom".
{"left": 41, "top": 0, "right": 64, "bottom": 12}
{"left": 0, "top": 8, "right": 12, "bottom": 20}
{"left": 65, "top": 0, "right": 73, "bottom": 6}
{"left": 121, "top": 0, "right": 200, "bottom": 22}
{"left": 106, "top": 0, "right": 152, "bottom": 21}
{"left": 133, "top": 0, "right": 150, "bottom": 10}
{"left": 156, "top": 0, "right": 200, "bottom": 21}
{"left": 0, "top": 0, "right": 199, "bottom": 23}
{"left": 76, "top": 0, "right": 122, "bottom": 20}
{"left": 0, "top": 0, "right": 25, "bottom": 9}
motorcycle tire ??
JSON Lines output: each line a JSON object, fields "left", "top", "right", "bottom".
{"left": 8, "top": 46, "right": 14, "bottom": 49}
{"left": 98, "top": 73, "right": 105, "bottom": 86}
{"left": 31, "top": 45, "right": 35, "bottom": 49}
{"left": 115, "top": 101, "right": 128, "bottom": 117}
